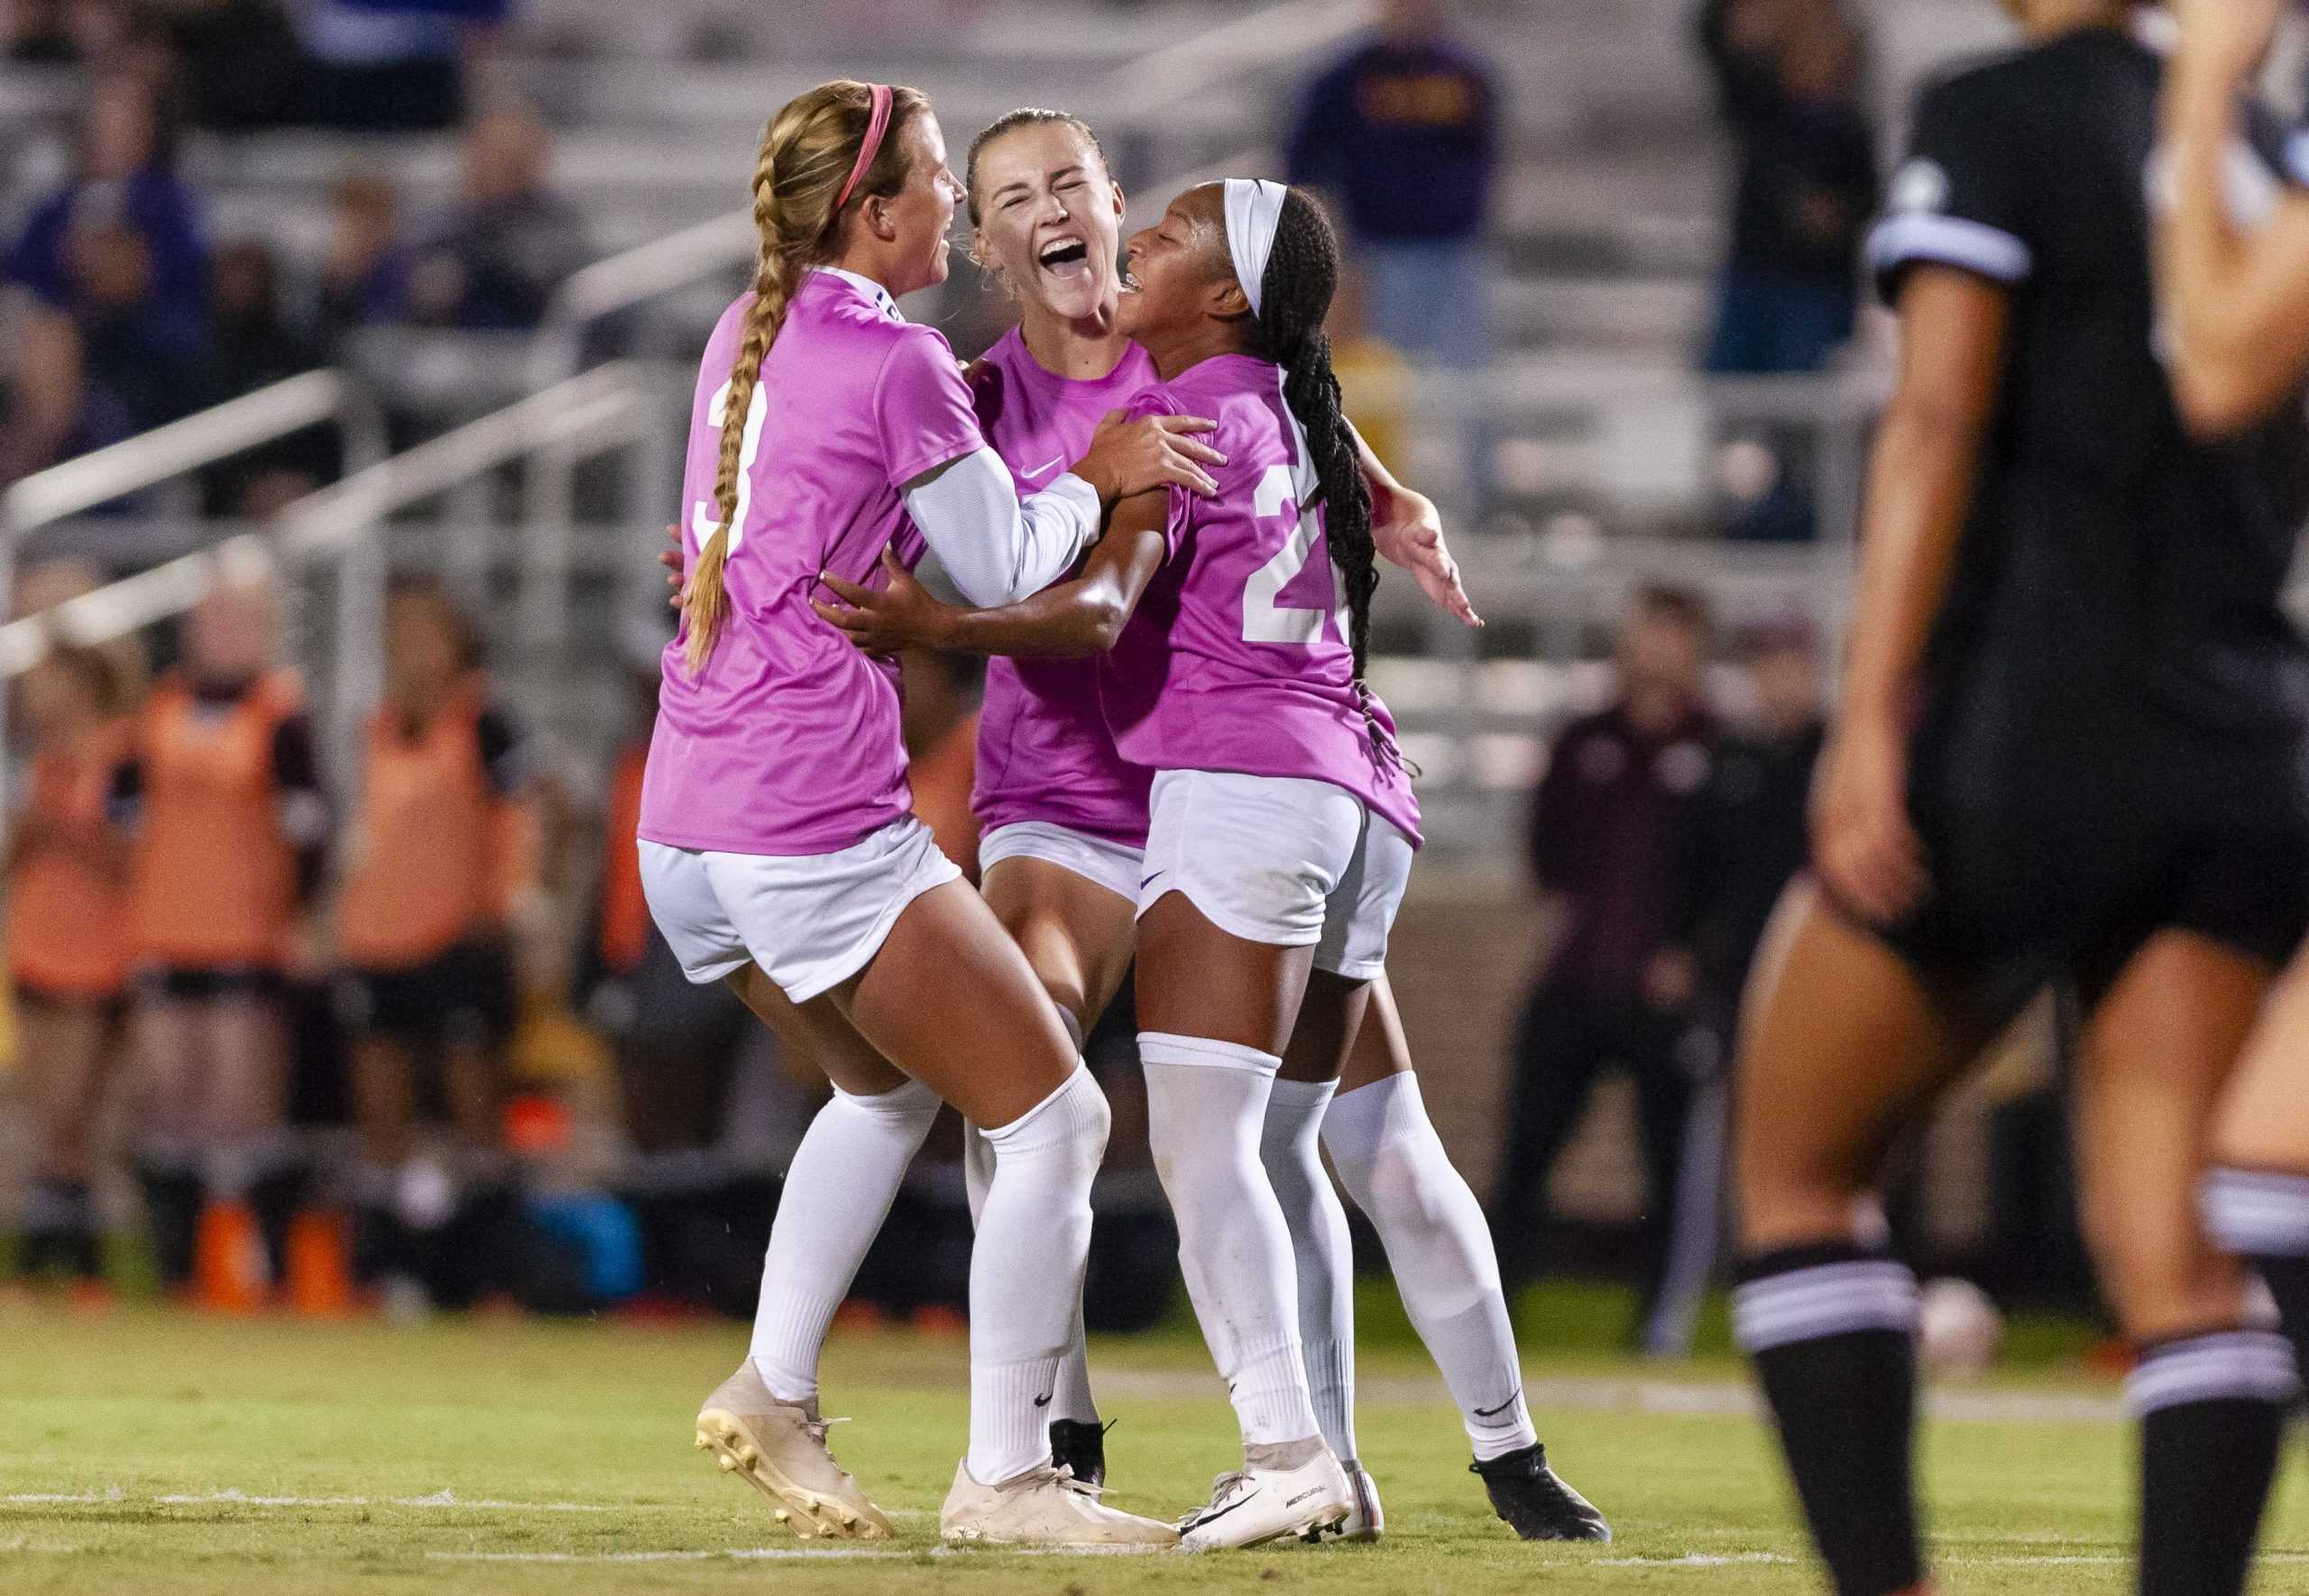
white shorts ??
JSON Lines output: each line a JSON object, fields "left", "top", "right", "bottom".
{"left": 639, "top": 816, "right": 961, "bottom": 1004}
{"left": 1136, "top": 769, "right": 1415, "bottom": 979}
{"left": 978, "top": 821, "right": 1145, "bottom": 904}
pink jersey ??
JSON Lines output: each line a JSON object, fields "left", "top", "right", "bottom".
{"left": 1099, "top": 353, "right": 1422, "bottom": 846}
{"left": 969, "top": 327, "right": 1158, "bottom": 846}
{"left": 639, "top": 272, "right": 983, "bottom": 857}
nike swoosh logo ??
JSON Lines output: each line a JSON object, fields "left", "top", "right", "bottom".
{"left": 1473, "top": 1388, "right": 1524, "bottom": 1422}
{"left": 1034, "top": 1393, "right": 1053, "bottom": 1408}
{"left": 1026, "top": 455, "right": 1066, "bottom": 480}
{"left": 1188, "top": 1490, "right": 1261, "bottom": 1531}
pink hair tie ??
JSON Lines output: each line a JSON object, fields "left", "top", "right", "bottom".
{"left": 834, "top": 83, "right": 896, "bottom": 212}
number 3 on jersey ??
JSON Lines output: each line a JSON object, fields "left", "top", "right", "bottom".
{"left": 690, "top": 378, "right": 770, "bottom": 556}
{"left": 1244, "top": 462, "right": 1338, "bottom": 647}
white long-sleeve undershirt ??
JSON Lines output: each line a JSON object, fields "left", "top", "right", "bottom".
{"left": 901, "top": 445, "right": 1100, "bottom": 609}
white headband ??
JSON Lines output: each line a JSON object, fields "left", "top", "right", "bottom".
{"left": 1222, "top": 178, "right": 1289, "bottom": 320}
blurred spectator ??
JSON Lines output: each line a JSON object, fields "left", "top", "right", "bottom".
{"left": 1696, "top": 0, "right": 1878, "bottom": 374}
{"left": 585, "top": 669, "right": 764, "bottom": 1315}
{"left": 294, "top": 0, "right": 510, "bottom": 133}
{"left": 5, "top": 0, "right": 81, "bottom": 61}
{"left": 165, "top": 1, "right": 307, "bottom": 132}
{"left": 204, "top": 240, "right": 331, "bottom": 515}
{"left": 402, "top": 107, "right": 590, "bottom": 330}
{"left": 317, "top": 174, "right": 414, "bottom": 347}
{"left": 1489, "top": 585, "right": 1718, "bottom": 1352}
{"left": 121, "top": 570, "right": 331, "bottom": 1301}
{"left": 333, "top": 574, "right": 540, "bottom": 1312}
{"left": 5, "top": 642, "right": 136, "bottom": 1292}
{"left": 1639, "top": 617, "right": 1825, "bottom": 1352}
{"left": 0, "top": 290, "right": 89, "bottom": 482}
{"left": 69, "top": 220, "right": 219, "bottom": 432}
{"left": 1672, "top": 617, "right": 1824, "bottom": 1028}
{"left": 1328, "top": 264, "right": 1410, "bottom": 479}
{"left": 8, "top": 70, "right": 207, "bottom": 321}
{"left": 1286, "top": 0, "right": 1497, "bottom": 377}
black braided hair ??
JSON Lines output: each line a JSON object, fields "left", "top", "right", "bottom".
{"left": 1245, "top": 189, "right": 1378, "bottom": 683}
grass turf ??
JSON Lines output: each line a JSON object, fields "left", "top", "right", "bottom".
{"left": 4, "top": 1299, "right": 2308, "bottom": 1594}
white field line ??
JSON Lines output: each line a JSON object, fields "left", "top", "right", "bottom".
{"left": 1093, "top": 1369, "right": 2128, "bottom": 1426}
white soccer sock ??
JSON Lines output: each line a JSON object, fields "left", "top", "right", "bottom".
{"left": 963, "top": 1114, "right": 1099, "bottom": 1429}
{"left": 1141, "top": 1032, "right": 1323, "bottom": 1450}
{"left": 750, "top": 1078, "right": 941, "bottom": 1407}
{"left": 1325, "top": 1074, "right": 1538, "bottom": 1460}
{"left": 1262, "top": 1077, "right": 1357, "bottom": 1466}
{"left": 967, "top": 1064, "right": 1109, "bottom": 1485}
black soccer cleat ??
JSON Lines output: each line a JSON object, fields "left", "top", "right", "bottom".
{"left": 1049, "top": 1419, "right": 1110, "bottom": 1489}
{"left": 1471, "top": 1444, "right": 1612, "bottom": 1542}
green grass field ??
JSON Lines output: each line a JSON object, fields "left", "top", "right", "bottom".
{"left": 5, "top": 1295, "right": 2309, "bottom": 1595}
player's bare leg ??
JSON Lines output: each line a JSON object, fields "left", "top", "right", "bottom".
{"left": 1734, "top": 884, "right": 1991, "bottom": 1596}
{"left": 2077, "top": 932, "right": 2286, "bottom": 1596}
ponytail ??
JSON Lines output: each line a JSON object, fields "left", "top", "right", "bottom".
{"left": 680, "top": 78, "right": 929, "bottom": 674}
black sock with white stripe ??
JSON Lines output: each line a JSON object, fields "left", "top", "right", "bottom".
{"left": 2130, "top": 1327, "right": 2293, "bottom": 1596}
{"left": 1734, "top": 1243, "right": 1923, "bottom": 1596}
{"left": 2204, "top": 1168, "right": 2309, "bottom": 1383}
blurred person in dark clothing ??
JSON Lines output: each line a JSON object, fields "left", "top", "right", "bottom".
{"left": 401, "top": 107, "right": 588, "bottom": 331}
{"left": 8, "top": 70, "right": 207, "bottom": 323}
{"left": 586, "top": 668, "right": 763, "bottom": 1314}
{"left": 1697, "top": 0, "right": 1878, "bottom": 374}
{"left": 317, "top": 174, "right": 414, "bottom": 346}
{"left": 1675, "top": 617, "right": 1826, "bottom": 1026}
{"left": 1285, "top": 0, "right": 1497, "bottom": 378}
{"left": 203, "top": 240, "right": 331, "bottom": 514}
{"left": 1639, "top": 618, "right": 1826, "bottom": 1353}
{"left": 69, "top": 220, "right": 218, "bottom": 433}
{"left": 1490, "top": 585, "right": 1717, "bottom": 1345}
{"left": 293, "top": 0, "right": 510, "bottom": 132}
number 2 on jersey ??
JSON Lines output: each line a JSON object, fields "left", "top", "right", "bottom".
{"left": 690, "top": 378, "right": 770, "bottom": 557}
{"left": 1244, "top": 463, "right": 1334, "bottom": 646}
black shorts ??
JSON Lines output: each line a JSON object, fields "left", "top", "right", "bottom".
{"left": 335, "top": 940, "right": 518, "bottom": 1052}
{"left": 1858, "top": 708, "right": 2309, "bottom": 1020}
{"left": 136, "top": 966, "right": 287, "bottom": 1003}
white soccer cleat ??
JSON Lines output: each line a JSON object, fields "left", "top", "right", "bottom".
{"left": 694, "top": 1362, "right": 893, "bottom": 1540}
{"left": 1179, "top": 1453, "right": 1353, "bottom": 1551}
{"left": 940, "top": 1458, "right": 1180, "bottom": 1548}
{"left": 1324, "top": 1462, "right": 1384, "bottom": 1543}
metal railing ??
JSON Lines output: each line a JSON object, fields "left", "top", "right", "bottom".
{"left": 0, "top": 369, "right": 387, "bottom": 800}
{"left": 3, "top": 363, "right": 666, "bottom": 784}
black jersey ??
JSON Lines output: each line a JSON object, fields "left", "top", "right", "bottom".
{"left": 1870, "top": 19, "right": 2309, "bottom": 745}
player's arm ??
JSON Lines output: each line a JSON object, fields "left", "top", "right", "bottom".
{"left": 1814, "top": 266, "right": 2008, "bottom": 923}
{"left": 1350, "top": 421, "right": 1481, "bottom": 627}
{"left": 2159, "top": 0, "right": 2309, "bottom": 436}
{"left": 814, "top": 489, "right": 1171, "bottom": 660}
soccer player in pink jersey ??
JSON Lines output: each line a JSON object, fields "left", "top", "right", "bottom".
{"left": 639, "top": 79, "right": 1216, "bottom": 1549}
{"left": 814, "top": 174, "right": 1606, "bottom": 1550}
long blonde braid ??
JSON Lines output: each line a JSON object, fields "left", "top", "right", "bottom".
{"left": 681, "top": 79, "right": 929, "bottom": 674}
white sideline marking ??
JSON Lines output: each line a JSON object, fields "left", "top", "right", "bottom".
{"left": 1600, "top": 1554, "right": 1795, "bottom": 1567}
{"left": 1094, "top": 1369, "right": 2129, "bottom": 1426}
{"left": 428, "top": 1549, "right": 916, "bottom": 1564}
{"left": 7, "top": 1489, "right": 667, "bottom": 1513}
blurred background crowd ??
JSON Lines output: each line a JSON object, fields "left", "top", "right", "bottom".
{"left": 0, "top": 0, "right": 2161, "bottom": 1348}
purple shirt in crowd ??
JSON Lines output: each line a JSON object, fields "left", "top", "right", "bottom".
{"left": 639, "top": 271, "right": 982, "bottom": 857}
{"left": 969, "top": 326, "right": 1158, "bottom": 847}
{"left": 1099, "top": 353, "right": 1422, "bottom": 846}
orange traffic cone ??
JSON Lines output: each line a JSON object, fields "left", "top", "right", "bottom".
{"left": 285, "top": 1208, "right": 355, "bottom": 1319}
{"left": 193, "top": 1199, "right": 270, "bottom": 1315}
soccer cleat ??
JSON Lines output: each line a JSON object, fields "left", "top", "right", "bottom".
{"left": 1049, "top": 1418, "right": 1109, "bottom": 1488}
{"left": 1179, "top": 1453, "right": 1353, "bottom": 1551}
{"left": 1297, "top": 1459, "right": 1382, "bottom": 1544}
{"left": 695, "top": 1362, "right": 893, "bottom": 1540}
{"left": 939, "top": 1459, "right": 1178, "bottom": 1547}
{"left": 1470, "top": 1443, "right": 1612, "bottom": 1542}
